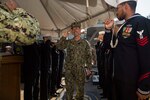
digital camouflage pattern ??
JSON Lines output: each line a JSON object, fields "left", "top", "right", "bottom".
{"left": 57, "top": 37, "right": 92, "bottom": 69}
{"left": 57, "top": 37, "right": 92, "bottom": 100}
{"left": 0, "top": 4, "right": 40, "bottom": 45}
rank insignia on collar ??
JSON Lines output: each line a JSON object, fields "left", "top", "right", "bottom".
{"left": 137, "top": 30, "right": 144, "bottom": 39}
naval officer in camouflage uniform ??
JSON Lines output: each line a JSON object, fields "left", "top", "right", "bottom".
{"left": 56, "top": 23, "right": 92, "bottom": 100}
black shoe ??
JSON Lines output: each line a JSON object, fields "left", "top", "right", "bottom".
{"left": 101, "top": 96, "right": 107, "bottom": 99}
{"left": 100, "top": 93, "right": 104, "bottom": 96}
{"left": 50, "top": 93, "right": 57, "bottom": 97}
{"left": 97, "top": 86, "right": 102, "bottom": 89}
{"left": 57, "top": 85, "right": 63, "bottom": 89}
{"left": 55, "top": 92, "right": 60, "bottom": 96}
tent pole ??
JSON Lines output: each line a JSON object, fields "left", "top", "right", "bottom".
{"left": 86, "top": 0, "right": 89, "bottom": 7}
{"left": 86, "top": 0, "right": 90, "bottom": 17}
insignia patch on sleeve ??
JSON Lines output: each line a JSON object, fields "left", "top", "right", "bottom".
{"left": 137, "top": 36, "right": 148, "bottom": 46}
{"left": 137, "top": 30, "right": 144, "bottom": 39}
{"left": 136, "top": 30, "right": 149, "bottom": 46}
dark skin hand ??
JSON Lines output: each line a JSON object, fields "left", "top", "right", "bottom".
{"left": 136, "top": 91, "right": 150, "bottom": 100}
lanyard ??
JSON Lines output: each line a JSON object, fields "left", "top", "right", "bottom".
{"left": 110, "top": 14, "right": 142, "bottom": 48}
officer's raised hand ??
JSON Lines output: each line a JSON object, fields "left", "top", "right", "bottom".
{"left": 62, "top": 31, "right": 69, "bottom": 38}
{"left": 62, "top": 29, "right": 71, "bottom": 37}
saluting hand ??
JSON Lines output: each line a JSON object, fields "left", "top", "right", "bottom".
{"left": 104, "top": 19, "right": 114, "bottom": 30}
{"left": 62, "top": 29, "right": 72, "bottom": 37}
{"left": 62, "top": 31, "right": 68, "bottom": 37}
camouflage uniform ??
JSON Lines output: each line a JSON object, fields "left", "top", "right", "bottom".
{"left": 57, "top": 37, "right": 92, "bottom": 100}
{"left": 0, "top": 4, "right": 40, "bottom": 45}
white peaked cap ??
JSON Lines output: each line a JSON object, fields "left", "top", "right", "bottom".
{"left": 104, "top": 0, "right": 137, "bottom": 7}
{"left": 99, "top": 31, "right": 105, "bottom": 35}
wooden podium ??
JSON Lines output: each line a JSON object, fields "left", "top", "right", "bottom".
{"left": 0, "top": 55, "right": 23, "bottom": 100}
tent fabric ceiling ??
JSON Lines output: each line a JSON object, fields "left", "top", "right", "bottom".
{"left": 15, "top": 0, "right": 115, "bottom": 37}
